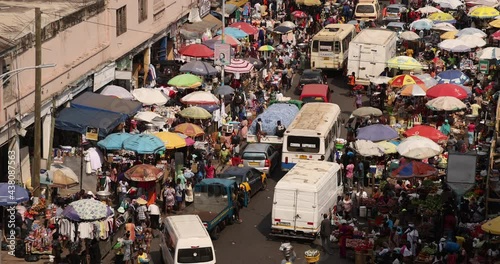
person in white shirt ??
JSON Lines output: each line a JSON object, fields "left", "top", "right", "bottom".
{"left": 118, "top": 180, "right": 129, "bottom": 205}
{"left": 254, "top": 2, "right": 261, "bottom": 18}
{"left": 405, "top": 224, "right": 419, "bottom": 256}
{"left": 148, "top": 202, "right": 161, "bottom": 229}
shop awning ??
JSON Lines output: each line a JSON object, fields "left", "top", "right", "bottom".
{"left": 180, "top": 14, "right": 222, "bottom": 39}
{"left": 55, "top": 108, "right": 125, "bottom": 138}
{"left": 71, "top": 92, "right": 142, "bottom": 117}
{"left": 226, "top": 0, "right": 248, "bottom": 7}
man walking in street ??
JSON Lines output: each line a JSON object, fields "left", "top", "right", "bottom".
{"left": 320, "top": 214, "right": 333, "bottom": 255}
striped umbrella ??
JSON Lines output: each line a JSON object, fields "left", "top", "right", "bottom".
{"left": 400, "top": 84, "right": 428, "bottom": 96}
{"left": 225, "top": 59, "right": 254, "bottom": 73}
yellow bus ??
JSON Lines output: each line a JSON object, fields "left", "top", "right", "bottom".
{"left": 310, "top": 24, "right": 357, "bottom": 71}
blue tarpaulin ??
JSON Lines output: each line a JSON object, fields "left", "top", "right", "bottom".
{"left": 56, "top": 108, "right": 125, "bottom": 138}
{"left": 249, "top": 104, "right": 299, "bottom": 135}
{"left": 71, "top": 92, "right": 142, "bottom": 117}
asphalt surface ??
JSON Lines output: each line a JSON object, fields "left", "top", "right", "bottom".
{"left": 211, "top": 71, "right": 359, "bottom": 264}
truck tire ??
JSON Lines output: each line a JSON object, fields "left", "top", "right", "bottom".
{"left": 210, "top": 225, "right": 221, "bottom": 240}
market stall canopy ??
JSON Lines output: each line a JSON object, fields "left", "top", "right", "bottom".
{"left": 466, "top": 0, "right": 499, "bottom": 6}
{"left": 456, "top": 27, "right": 487, "bottom": 38}
{"left": 71, "top": 92, "right": 142, "bottom": 117}
{"left": 355, "top": 140, "right": 385, "bottom": 157}
{"left": 357, "top": 124, "right": 399, "bottom": 142}
{"left": 0, "top": 183, "right": 29, "bottom": 206}
{"left": 125, "top": 164, "right": 163, "bottom": 182}
{"left": 168, "top": 73, "right": 203, "bottom": 89}
{"left": 436, "top": 70, "right": 470, "bottom": 85}
{"left": 179, "top": 106, "right": 212, "bottom": 119}
{"left": 404, "top": 125, "right": 448, "bottom": 142}
{"left": 387, "top": 56, "right": 423, "bottom": 70}
{"left": 370, "top": 76, "right": 392, "bottom": 85}
{"left": 100, "top": 85, "right": 134, "bottom": 100}
{"left": 274, "top": 25, "right": 293, "bottom": 34}
{"left": 432, "top": 22, "right": 457, "bottom": 31}
{"left": 400, "top": 31, "right": 420, "bottom": 41}
{"left": 433, "top": 0, "right": 464, "bottom": 9}
{"left": 215, "top": 85, "right": 235, "bottom": 96}
{"left": 280, "top": 21, "right": 297, "bottom": 28}
{"left": 397, "top": 136, "right": 443, "bottom": 159}
{"left": 45, "top": 164, "right": 80, "bottom": 189}
{"left": 123, "top": 134, "right": 166, "bottom": 154}
{"left": 489, "top": 19, "right": 500, "bottom": 28}
{"left": 179, "top": 61, "right": 218, "bottom": 76}
{"left": 479, "top": 47, "right": 500, "bottom": 59}
{"left": 428, "top": 12, "right": 456, "bottom": 23}
{"left": 216, "top": 27, "right": 248, "bottom": 39}
{"left": 410, "top": 19, "right": 434, "bottom": 30}
{"left": 426, "top": 83, "right": 469, "bottom": 99}
{"left": 97, "top": 132, "right": 132, "bottom": 150}
{"left": 56, "top": 108, "right": 125, "bottom": 138}
{"left": 226, "top": 0, "right": 249, "bottom": 7}
{"left": 132, "top": 88, "right": 169, "bottom": 105}
{"left": 426, "top": 96, "right": 467, "bottom": 111}
{"left": 179, "top": 43, "right": 215, "bottom": 58}
{"left": 468, "top": 5, "right": 500, "bottom": 18}
{"left": 438, "top": 39, "right": 471, "bottom": 52}
{"left": 177, "top": 133, "right": 195, "bottom": 146}
{"left": 154, "top": 131, "right": 187, "bottom": 149}
{"left": 417, "top": 6, "right": 443, "bottom": 14}
{"left": 225, "top": 59, "right": 254, "bottom": 73}
{"left": 228, "top": 21, "right": 258, "bottom": 35}
{"left": 134, "top": 111, "right": 163, "bottom": 123}
{"left": 400, "top": 84, "right": 428, "bottom": 96}
{"left": 377, "top": 141, "right": 398, "bottom": 154}
{"left": 180, "top": 14, "right": 222, "bottom": 40}
{"left": 391, "top": 161, "right": 438, "bottom": 178}
{"left": 62, "top": 199, "right": 113, "bottom": 222}
{"left": 212, "top": 34, "right": 242, "bottom": 47}
{"left": 202, "top": 39, "right": 236, "bottom": 56}
{"left": 249, "top": 103, "right": 299, "bottom": 135}
{"left": 352, "top": 107, "right": 383, "bottom": 117}
{"left": 258, "top": 45, "right": 275, "bottom": 51}
{"left": 457, "top": 35, "right": 486, "bottom": 48}
{"left": 181, "top": 91, "right": 219, "bottom": 105}
{"left": 440, "top": 30, "right": 458, "bottom": 39}
{"left": 389, "top": 74, "right": 425, "bottom": 88}
{"left": 482, "top": 216, "right": 500, "bottom": 235}
{"left": 174, "top": 123, "right": 205, "bottom": 137}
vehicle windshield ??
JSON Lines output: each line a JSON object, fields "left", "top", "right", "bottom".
{"left": 301, "top": 96, "right": 326, "bottom": 103}
{"left": 300, "top": 72, "right": 322, "bottom": 83}
{"left": 387, "top": 26, "right": 403, "bottom": 32}
{"left": 356, "top": 5, "right": 375, "bottom": 13}
{"left": 242, "top": 152, "right": 266, "bottom": 160}
{"left": 387, "top": 7, "right": 400, "bottom": 13}
{"left": 178, "top": 247, "right": 214, "bottom": 263}
{"left": 287, "top": 136, "right": 320, "bottom": 153}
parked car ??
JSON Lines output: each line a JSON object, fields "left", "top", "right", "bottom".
{"left": 294, "top": 69, "right": 327, "bottom": 95}
{"left": 385, "top": 22, "right": 408, "bottom": 35}
{"left": 241, "top": 143, "right": 280, "bottom": 173}
{"left": 218, "top": 166, "right": 267, "bottom": 196}
{"left": 383, "top": 4, "right": 408, "bottom": 23}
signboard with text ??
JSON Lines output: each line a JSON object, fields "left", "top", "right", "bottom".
{"left": 479, "top": 60, "right": 489, "bottom": 74}
{"left": 214, "top": 43, "right": 231, "bottom": 66}
{"left": 85, "top": 127, "right": 99, "bottom": 141}
{"left": 199, "top": 0, "right": 211, "bottom": 18}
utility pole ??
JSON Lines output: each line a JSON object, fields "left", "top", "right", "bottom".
{"left": 46, "top": 97, "right": 56, "bottom": 169}
{"left": 32, "top": 7, "right": 42, "bottom": 197}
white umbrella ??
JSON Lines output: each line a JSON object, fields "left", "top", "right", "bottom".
{"left": 456, "top": 27, "right": 487, "bottom": 38}
{"left": 224, "top": 59, "right": 254, "bottom": 73}
{"left": 457, "top": 35, "right": 486, "bottom": 48}
{"left": 397, "top": 136, "right": 443, "bottom": 159}
{"left": 280, "top": 21, "right": 296, "bottom": 28}
{"left": 479, "top": 47, "right": 500, "bottom": 59}
{"left": 433, "top": 0, "right": 464, "bottom": 9}
{"left": 355, "top": 140, "right": 385, "bottom": 157}
{"left": 432, "top": 22, "right": 457, "bottom": 32}
{"left": 132, "top": 88, "right": 169, "bottom": 105}
{"left": 418, "top": 6, "right": 443, "bottom": 14}
{"left": 100, "top": 85, "right": 134, "bottom": 100}
{"left": 370, "top": 76, "right": 392, "bottom": 85}
{"left": 134, "top": 111, "right": 163, "bottom": 123}
{"left": 414, "top": 73, "right": 438, "bottom": 88}
{"left": 426, "top": 96, "right": 467, "bottom": 111}
{"left": 181, "top": 91, "right": 219, "bottom": 105}
{"left": 438, "top": 39, "right": 469, "bottom": 51}
{"left": 400, "top": 31, "right": 420, "bottom": 41}
{"left": 466, "top": 0, "right": 499, "bottom": 6}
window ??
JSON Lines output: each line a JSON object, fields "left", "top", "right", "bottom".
{"left": 287, "top": 136, "right": 320, "bottom": 153}
{"left": 356, "top": 5, "right": 375, "bottom": 13}
{"left": 242, "top": 152, "right": 266, "bottom": 160}
{"left": 116, "top": 6, "right": 127, "bottom": 36}
{"left": 334, "top": 41, "right": 341, "bottom": 53}
{"left": 312, "top": 41, "right": 319, "bottom": 52}
{"left": 177, "top": 247, "right": 214, "bottom": 263}
{"left": 138, "top": 0, "right": 148, "bottom": 23}
{"left": 319, "top": 41, "right": 333, "bottom": 52}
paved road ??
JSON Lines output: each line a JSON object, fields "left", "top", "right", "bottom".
{"left": 211, "top": 71, "right": 360, "bottom": 264}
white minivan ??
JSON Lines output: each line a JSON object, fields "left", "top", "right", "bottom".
{"left": 160, "top": 215, "right": 216, "bottom": 264}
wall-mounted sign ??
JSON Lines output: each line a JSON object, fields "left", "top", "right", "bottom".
{"left": 93, "top": 63, "right": 116, "bottom": 91}
{"left": 199, "top": 0, "right": 211, "bottom": 18}
{"left": 479, "top": 60, "right": 489, "bottom": 74}
{"left": 85, "top": 127, "right": 99, "bottom": 141}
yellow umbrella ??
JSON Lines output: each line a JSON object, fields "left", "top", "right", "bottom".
{"left": 428, "top": 12, "right": 456, "bottom": 22}
{"left": 304, "top": 0, "right": 321, "bottom": 5}
{"left": 154, "top": 132, "right": 187, "bottom": 149}
{"left": 387, "top": 56, "right": 423, "bottom": 70}
{"left": 469, "top": 6, "right": 499, "bottom": 18}
{"left": 440, "top": 31, "right": 458, "bottom": 39}
{"left": 377, "top": 141, "right": 398, "bottom": 154}
{"left": 489, "top": 19, "right": 500, "bottom": 28}
{"left": 482, "top": 216, "right": 500, "bottom": 235}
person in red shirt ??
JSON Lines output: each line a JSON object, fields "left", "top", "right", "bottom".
{"left": 231, "top": 154, "right": 242, "bottom": 166}
{"left": 467, "top": 122, "right": 476, "bottom": 146}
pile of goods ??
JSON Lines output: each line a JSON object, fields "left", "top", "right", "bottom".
{"left": 346, "top": 238, "right": 373, "bottom": 252}
{"left": 360, "top": 198, "right": 377, "bottom": 207}
{"left": 28, "top": 198, "right": 47, "bottom": 215}
{"left": 304, "top": 249, "right": 320, "bottom": 263}
{"left": 412, "top": 195, "right": 442, "bottom": 217}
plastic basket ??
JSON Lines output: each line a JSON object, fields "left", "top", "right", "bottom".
{"left": 305, "top": 255, "right": 320, "bottom": 263}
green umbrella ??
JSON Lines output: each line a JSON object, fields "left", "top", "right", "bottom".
{"left": 258, "top": 45, "right": 275, "bottom": 52}
{"left": 167, "top": 73, "right": 203, "bottom": 89}
{"left": 179, "top": 106, "right": 212, "bottom": 119}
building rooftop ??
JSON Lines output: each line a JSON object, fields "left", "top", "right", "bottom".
{"left": 0, "top": 0, "right": 97, "bottom": 41}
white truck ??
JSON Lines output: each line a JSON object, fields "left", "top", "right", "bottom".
{"left": 270, "top": 160, "right": 342, "bottom": 240}
{"left": 347, "top": 28, "right": 397, "bottom": 86}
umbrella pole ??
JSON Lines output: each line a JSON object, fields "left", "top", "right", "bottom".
{"left": 80, "top": 135, "right": 84, "bottom": 191}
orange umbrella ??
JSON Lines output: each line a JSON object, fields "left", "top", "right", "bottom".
{"left": 389, "top": 74, "right": 425, "bottom": 88}
{"left": 174, "top": 123, "right": 205, "bottom": 137}
{"left": 125, "top": 164, "right": 163, "bottom": 182}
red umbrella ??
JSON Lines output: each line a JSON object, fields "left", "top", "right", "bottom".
{"left": 403, "top": 125, "right": 448, "bottom": 142}
{"left": 391, "top": 161, "right": 437, "bottom": 178}
{"left": 229, "top": 22, "right": 258, "bottom": 35}
{"left": 292, "top": 11, "right": 307, "bottom": 18}
{"left": 179, "top": 43, "right": 214, "bottom": 58}
{"left": 493, "top": 30, "right": 500, "bottom": 41}
{"left": 426, "top": 83, "right": 469, "bottom": 99}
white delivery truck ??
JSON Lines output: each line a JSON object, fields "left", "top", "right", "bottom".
{"left": 160, "top": 215, "right": 216, "bottom": 264}
{"left": 347, "top": 28, "right": 397, "bottom": 86}
{"left": 270, "top": 160, "right": 342, "bottom": 240}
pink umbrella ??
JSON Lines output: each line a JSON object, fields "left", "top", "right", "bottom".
{"left": 225, "top": 59, "right": 254, "bottom": 73}
{"left": 229, "top": 22, "right": 258, "bottom": 35}
{"left": 292, "top": 11, "right": 307, "bottom": 18}
{"left": 177, "top": 133, "right": 195, "bottom": 146}
{"left": 212, "top": 35, "right": 241, "bottom": 47}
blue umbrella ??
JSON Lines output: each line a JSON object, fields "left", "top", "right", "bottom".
{"left": 202, "top": 39, "right": 235, "bottom": 55}
{"left": 179, "top": 61, "right": 218, "bottom": 76}
{"left": 97, "top": 132, "right": 132, "bottom": 150}
{"left": 0, "top": 183, "right": 29, "bottom": 206}
{"left": 357, "top": 124, "right": 399, "bottom": 142}
{"left": 436, "top": 70, "right": 470, "bottom": 85}
{"left": 216, "top": 27, "right": 248, "bottom": 39}
{"left": 123, "top": 134, "right": 166, "bottom": 154}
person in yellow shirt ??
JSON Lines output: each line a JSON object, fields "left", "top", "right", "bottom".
{"left": 470, "top": 101, "right": 481, "bottom": 116}
{"left": 406, "top": 48, "right": 414, "bottom": 58}
{"left": 137, "top": 248, "right": 149, "bottom": 263}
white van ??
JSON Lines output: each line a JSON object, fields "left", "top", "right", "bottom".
{"left": 354, "top": 0, "right": 381, "bottom": 22}
{"left": 270, "top": 160, "right": 342, "bottom": 240}
{"left": 161, "top": 215, "right": 216, "bottom": 264}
